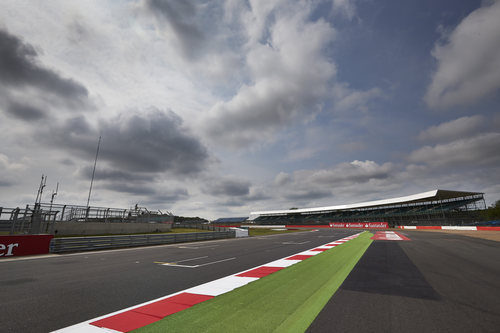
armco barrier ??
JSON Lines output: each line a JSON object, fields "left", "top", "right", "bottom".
{"left": 0, "top": 235, "right": 53, "bottom": 257}
{"left": 50, "top": 231, "right": 235, "bottom": 253}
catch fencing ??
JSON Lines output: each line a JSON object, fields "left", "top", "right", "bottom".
{"left": 50, "top": 230, "right": 235, "bottom": 253}
{"left": 172, "top": 223, "right": 230, "bottom": 232}
{"left": 1, "top": 203, "right": 174, "bottom": 235}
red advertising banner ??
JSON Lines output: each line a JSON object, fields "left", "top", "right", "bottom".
{"left": 329, "top": 222, "right": 388, "bottom": 229}
{"left": 0, "top": 235, "right": 53, "bottom": 257}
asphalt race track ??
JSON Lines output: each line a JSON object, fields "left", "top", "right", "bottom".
{"left": 1, "top": 229, "right": 499, "bottom": 332}
{"left": 307, "top": 231, "right": 500, "bottom": 332}
{"left": 0, "top": 229, "right": 356, "bottom": 332}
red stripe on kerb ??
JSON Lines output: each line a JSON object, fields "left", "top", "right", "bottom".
{"left": 133, "top": 301, "right": 190, "bottom": 318}
{"left": 90, "top": 310, "right": 160, "bottom": 332}
{"left": 236, "top": 266, "right": 284, "bottom": 278}
{"left": 286, "top": 254, "right": 314, "bottom": 260}
{"left": 164, "top": 293, "right": 214, "bottom": 306}
{"left": 310, "top": 248, "right": 328, "bottom": 252}
{"left": 90, "top": 293, "right": 214, "bottom": 332}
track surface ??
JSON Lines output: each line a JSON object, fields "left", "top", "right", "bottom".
{"left": 0, "top": 229, "right": 357, "bottom": 332}
{"left": 3, "top": 230, "right": 499, "bottom": 332}
{"left": 307, "top": 230, "right": 500, "bottom": 332}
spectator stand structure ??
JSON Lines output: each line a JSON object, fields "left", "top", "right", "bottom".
{"left": 212, "top": 217, "right": 249, "bottom": 226}
{"left": 250, "top": 189, "right": 485, "bottom": 227}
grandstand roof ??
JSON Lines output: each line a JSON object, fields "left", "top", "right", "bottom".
{"left": 250, "top": 189, "right": 483, "bottom": 216}
{"left": 212, "top": 217, "right": 249, "bottom": 223}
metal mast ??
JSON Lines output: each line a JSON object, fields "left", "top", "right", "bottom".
{"left": 86, "top": 135, "right": 101, "bottom": 210}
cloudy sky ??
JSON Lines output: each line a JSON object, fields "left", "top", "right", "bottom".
{"left": 1, "top": 0, "right": 499, "bottom": 219}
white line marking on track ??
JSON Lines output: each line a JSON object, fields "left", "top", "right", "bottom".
{"left": 54, "top": 232, "right": 364, "bottom": 332}
{"left": 160, "top": 257, "right": 236, "bottom": 268}
{"left": 281, "top": 241, "right": 310, "bottom": 245}
{"left": 177, "top": 256, "right": 208, "bottom": 263}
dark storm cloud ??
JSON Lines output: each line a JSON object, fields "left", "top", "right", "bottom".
{"left": 144, "top": 0, "right": 206, "bottom": 59}
{"left": 98, "top": 109, "right": 209, "bottom": 174}
{"left": 5, "top": 101, "right": 46, "bottom": 120}
{"left": 60, "top": 158, "right": 75, "bottom": 166}
{"left": 78, "top": 166, "right": 155, "bottom": 183}
{"left": 152, "top": 188, "right": 189, "bottom": 203}
{"left": 203, "top": 178, "right": 251, "bottom": 197}
{"left": 0, "top": 28, "right": 89, "bottom": 103}
{"left": 246, "top": 190, "right": 271, "bottom": 202}
{"left": 45, "top": 108, "right": 210, "bottom": 176}
{"left": 284, "top": 189, "right": 332, "bottom": 201}
{"left": 0, "top": 179, "right": 14, "bottom": 187}
{"left": 219, "top": 198, "right": 246, "bottom": 207}
{"left": 104, "top": 182, "right": 157, "bottom": 196}
{"left": 79, "top": 166, "right": 189, "bottom": 203}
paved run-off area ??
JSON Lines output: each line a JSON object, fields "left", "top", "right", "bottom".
{"left": 307, "top": 230, "right": 500, "bottom": 333}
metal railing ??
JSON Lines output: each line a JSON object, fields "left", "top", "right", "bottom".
{"left": 173, "top": 223, "right": 230, "bottom": 232}
{"left": 1, "top": 203, "right": 174, "bottom": 235}
{"left": 0, "top": 206, "right": 35, "bottom": 234}
{"left": 50, "top": 231, "right": 235, "bottom": 253}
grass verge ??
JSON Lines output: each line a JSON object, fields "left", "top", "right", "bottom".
{"left": 134, "top": 232, "right": 373, "bottom": 333}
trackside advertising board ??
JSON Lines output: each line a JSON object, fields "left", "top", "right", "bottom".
{"left": 0, "top": 235, "right": 53, "bottom": 257}
{"left": 329, "top": 222, "right": 388, "bottom": 229}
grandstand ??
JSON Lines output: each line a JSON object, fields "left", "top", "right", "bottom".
{"left": 212, "top": 217, "right": 249, "bottom": 225}
{"left": 250, "top": 189, "right": 485, "bottom": 227}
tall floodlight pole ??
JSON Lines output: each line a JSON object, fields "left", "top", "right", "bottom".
{"left": 48, "top": 182, "right": 59, "bottom": 233}
{"left": 86, "top": 136, "right": 101, "bottom": 218}
{"left": 35, "top": 174, "right": 47, "bottom": 206}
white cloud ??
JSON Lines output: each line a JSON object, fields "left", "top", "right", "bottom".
{"left": 203, "top": 2, "right": 337, "bottom": 148}
{"left": 0, "top": 153, "right": 28, "bottom": 172}
{"left": 270, "top": 160, "right": 396, "bottom": 204}
{"left": 1, "top": 1, "right": 499, "bottom": 218}
{"left": 274, "top": 172, "right": 291, "bottom": 186}
{"left": 331, "top": 0, "right": 357, "bottom": 20}
{"left": 418, "top": 115, "right": 484, "bottom": 143}
{"left": 425, "top": 1, "right": 500, "bottom": 109}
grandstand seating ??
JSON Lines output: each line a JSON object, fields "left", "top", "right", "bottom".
{"left": 253, "top": 197, "right": 483, "bottom": 227}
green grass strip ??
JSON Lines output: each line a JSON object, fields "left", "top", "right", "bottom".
{"left": 135, "top": 232, "right": 373, "bottom": 333}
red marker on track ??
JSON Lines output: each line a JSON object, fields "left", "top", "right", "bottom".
{"left": 371, "top": 231, "right": 410, "bottom": 241}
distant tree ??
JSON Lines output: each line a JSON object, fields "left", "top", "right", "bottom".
{"left": 289, "top": 207, "right": 299, "bottom": 210}
{"left": 481, "top": 200, "right": 500, "bottom": 220}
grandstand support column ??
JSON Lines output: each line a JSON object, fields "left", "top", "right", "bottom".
{"left": 439, "top": 201, "right": 445, "bottom": 222}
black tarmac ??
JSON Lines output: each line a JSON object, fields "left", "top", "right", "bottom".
{"left": 307, "top": 231, "right": 500, "bottom": 333}
{"left": 2, "top": 229, "right": 499, "bottom": 333}
{"left": 0, "top": 229, "right": 356, "bottom": 332}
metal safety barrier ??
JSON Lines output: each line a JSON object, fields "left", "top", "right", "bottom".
{"left": 50, "top": 231, "right": 235, "bottom": 253}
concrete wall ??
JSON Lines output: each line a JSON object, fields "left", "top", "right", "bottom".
{"left": 46, "top": 222, "right": 173, "bottom": 236}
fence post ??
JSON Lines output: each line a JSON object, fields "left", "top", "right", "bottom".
{"left": 9, "top": 208, "right": 19, "bottom": 235}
